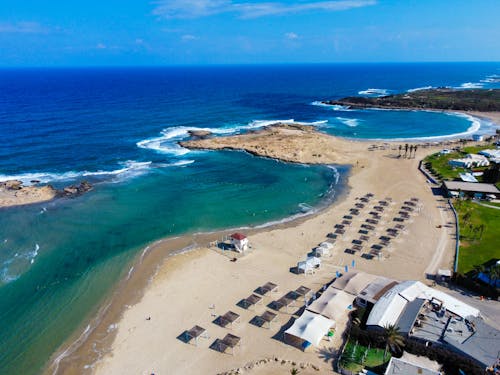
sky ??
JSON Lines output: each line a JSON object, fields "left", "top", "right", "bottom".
{"left": 0, "top": 0, "right": 499, "bottom": 66}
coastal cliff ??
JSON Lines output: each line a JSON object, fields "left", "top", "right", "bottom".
{"left": 323, "top": 88, "right": 500, "bottom": 112}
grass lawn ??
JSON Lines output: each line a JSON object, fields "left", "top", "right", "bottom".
{"left": 340, "top": 340, "right": 390, "bottom": 372}
{"left": 423, "top": 144, "right": 495, "bottom": 182}
{"left": 455, "top": 200, "right": 500, "bottom": 274}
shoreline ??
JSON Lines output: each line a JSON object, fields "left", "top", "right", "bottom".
{"left": 46, "top": 112, "right": 499, "bottom": 374}
{"left": 47, "top": 167, "right": 353, "bottom": 375}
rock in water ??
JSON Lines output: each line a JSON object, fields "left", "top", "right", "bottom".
{"left": 188, "top": 130, "right": 212, "bottom": 139}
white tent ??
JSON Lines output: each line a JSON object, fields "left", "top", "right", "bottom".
{"left": 285, "top": 310, "right": 335, "bottom": 347}
{"left": 298, "top": 256, "right": 321, "bottom": 274}
{"left": 366, "top": 288, "right": 408, "bottom": 328}
{"left": 307, "top": 288, "right": 353, "bottom": 321}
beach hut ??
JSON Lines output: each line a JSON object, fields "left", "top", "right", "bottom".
{"left": 230, "top": 233, "right": 248, "bottom": 253}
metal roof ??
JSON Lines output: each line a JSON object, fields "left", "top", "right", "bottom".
{"left": 443, "top": 181, "right": 500, "bottom": 194}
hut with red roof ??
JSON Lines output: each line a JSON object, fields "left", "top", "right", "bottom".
{"left": 230, "top": 233, "right": 249, "bottom": 253}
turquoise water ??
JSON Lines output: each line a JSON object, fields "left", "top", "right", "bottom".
{"left": 0, "top": 63, "right": 499, "bottom": 374}
{"left": 0, "top": 151, "right": 344, "bottom": 374}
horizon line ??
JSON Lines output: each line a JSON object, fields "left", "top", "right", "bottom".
{"left": 0, "top": 61, "right": 499, "bottom": 69}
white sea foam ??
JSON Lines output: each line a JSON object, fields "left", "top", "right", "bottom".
{"left": 311, "top": 101, "right": 352, "bottom": 111}
{"left": 137, "top": 119, "right": 327, "bottom": 155}
{"left": 0, "top": 160, "right": 153, "bottom": 185}
{"left": 336, "top": 117, "right": 361, "bottom": 127}
{"left": 480, "top": 74, "right": 500, "bottom": 83}
{"left": 458, "top": 82, "right": 484, "bottom": 89}
{"left": 0, "top": 243, "right": 40, "bottom": 284}
{"left": 358, "top": 88, "right": 390, "bottom": 97}
{"left": 407, "top": 86, "right": 434, "bottom": 92}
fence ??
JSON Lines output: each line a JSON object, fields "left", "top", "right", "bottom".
{"left": 448, "top": 199, "right": 460, "bottom": 272}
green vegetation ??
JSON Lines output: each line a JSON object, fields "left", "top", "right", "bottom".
{"left": 423, "top": 143, "right": 495, "bottom": 182}
{"left": 324, "top": 88, "right": 500, "bottom": 111}
{"left": 339, "top": 340, "right": 390, "bottom": 372}
{"left": 455, "top": 200, "right": 500, "bottom": 274}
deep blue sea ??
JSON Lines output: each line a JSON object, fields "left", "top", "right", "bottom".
{"left": 0, "top": 63, "right": 499, "bottom": 374}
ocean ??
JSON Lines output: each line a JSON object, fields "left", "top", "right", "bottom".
{"left": 0, "top": 63, "right": 499, "bottom": 374}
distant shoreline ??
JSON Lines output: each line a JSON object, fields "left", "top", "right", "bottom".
{"left": 322, "top": 88, "right": 500, "bottom": 112}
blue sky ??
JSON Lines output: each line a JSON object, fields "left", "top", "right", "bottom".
{"left": 0, "top": 0, "right": 499, "bottom": 66}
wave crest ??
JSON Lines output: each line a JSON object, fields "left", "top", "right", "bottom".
{"left": 137, "top": 119, "right": 327, "bottom": 155}
{"left": 311, "top": 101, "right": 352, "bottom": 111}
{"left": 358, "top": 88, "right": 390, "bottom": 97}
{"left": 336, "top": 117, "right": 361, "bottom": 127}
{"left": 0, "top": 160, "right": 153, "bottom": 185}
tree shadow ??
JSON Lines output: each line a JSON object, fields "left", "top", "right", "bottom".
{"left": 317, "top": 346, "right": 339, "bottom": 368}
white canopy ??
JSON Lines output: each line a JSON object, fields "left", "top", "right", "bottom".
{"left": 319, "top": 242, "right": 334, "bottom": 249}
{"left": 307, "top": 288, "right": 353, "bottom": 321}
{"left": 366, "top": 289, "right": 408, "bottom": 327}
{"left": 285, "top": 310, "right": 335, "bottom": 346}
{"left": 314, "top": 246, "right": 330, "bottom": 256}
{"left": 398, "top": 281, "right": 479, "bottom": 318}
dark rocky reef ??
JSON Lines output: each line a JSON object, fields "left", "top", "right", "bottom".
{"left": 187, "top": 130, "right": 212, "bottom": 140}
{"left": 58, "top": 181, "right": 93, "bottom": 198}
{"left": 323, "top": 88, "right": 500, "bottom": 112}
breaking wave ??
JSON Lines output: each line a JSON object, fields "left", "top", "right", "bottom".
{"left": 0, "top": 161, "right": 152, "bottom": 185}
{"left": 137, "top": 119, "right": 327, "bottom": 155}
{"left": 459, "top": 82, "right": 484, "bottom": 89}
{"left": 358, "top": 88, "right": 391, "bottom": 97}
{"left": 336, "top": 117, "right": 361, "bottom": 127}
{"left": 407, "top": 86, "right": 434, "bottom": 92}
{"left": 311, "top": 101, "right": 352, "bottom": 111}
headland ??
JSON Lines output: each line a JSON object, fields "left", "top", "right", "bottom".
{"left": 323, "top": 88, "right": 500, "bottom": 112}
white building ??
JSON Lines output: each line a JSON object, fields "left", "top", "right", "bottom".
{"left": 230, "top": 233, "right": 248, "bottom": 253}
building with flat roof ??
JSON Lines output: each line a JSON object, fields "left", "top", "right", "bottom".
{"left": 385, "top": 354, "right": 442, "bottom": 375}
{"left": 442, "top": 180, "right": 500, "bottom": 199}
{"left": 366, "top": 280, "right": 498, "bottom": 369}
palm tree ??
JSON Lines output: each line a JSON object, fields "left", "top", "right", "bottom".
{"left": 383, "top": 324, "right": 405, "bottom": 360}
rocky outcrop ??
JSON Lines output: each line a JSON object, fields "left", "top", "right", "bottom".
{"left": 2, "top": 180, "right": 23, "bottom": 190}
{"left": 58, "top": 181, "right": 93, "bottom": 198}
{"left": 216, "top": 356, "right": 321, "bottom": 374}
{"left": 0, "top": 179, "right": 93, "bottom": 208}
{"left": 188, "top": 130, "right": 212, "bottom": 139}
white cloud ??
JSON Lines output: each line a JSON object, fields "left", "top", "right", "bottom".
{"left": 96, "top": 43, "right": 107, "bottom": 49}
{"left": 0, "top": 21, "right": 49, "bottom": 34}
{"left": 285, "top": 32, "right": 299, "bottom": 40}
{"left": 153, "top": 0, "right": 376, "bottom": 19}
{"left": 181, "top": 34, "right": 198, "bottom": 41}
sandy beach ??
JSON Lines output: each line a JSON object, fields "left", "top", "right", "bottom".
{"left": 49, "top": 113, "right": 499, "bottom": 375}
